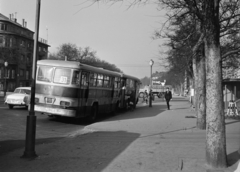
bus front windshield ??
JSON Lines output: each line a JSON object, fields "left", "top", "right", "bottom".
{"left": 37, "top": 66, "right": 53, "bottom": 82}
{"left": 54, "top": 68, "right": 71, "bottom": 85}
{"left": 37, "top": 66, "right": 79, "bottom": 86}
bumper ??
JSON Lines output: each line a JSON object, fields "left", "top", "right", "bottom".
{"left": 5, "top": 100, "right": 26, "bottom": 106}
{"left": 34, "top": 105, "right": 76, "bottom": 117}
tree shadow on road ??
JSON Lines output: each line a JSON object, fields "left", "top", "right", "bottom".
{"left": 0, "top": 131, "right": 140, "bottom": 172}
{"left": 0, "top": 137, "right": 63, "bottom": 157}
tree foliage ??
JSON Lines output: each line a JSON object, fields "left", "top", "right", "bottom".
{"left": 48, "top": 43, "right": 122, "bottom": 72}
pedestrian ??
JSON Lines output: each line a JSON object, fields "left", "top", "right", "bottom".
{"left": 164, "top": 87, "right": 172, "bottom": 110}
{"left": 143, "top": 90, "right": 148, "bottom": 104}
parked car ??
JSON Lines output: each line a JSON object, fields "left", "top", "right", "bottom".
{"left": 4, "top": 87, "right": 31, "bottom": 109}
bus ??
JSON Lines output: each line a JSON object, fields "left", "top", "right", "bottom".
{"left": 34, "top": 60, "right": 141, "bottom": 121}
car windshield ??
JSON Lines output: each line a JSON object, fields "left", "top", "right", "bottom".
{"left": 14, "top": 89, "right": 31, "bottom": 94}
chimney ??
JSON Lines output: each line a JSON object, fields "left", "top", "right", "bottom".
{"left": 22, "top": 19, "right": 25, "bottom": 27}
{"left": 25, "top": 21, "right": 27, "bottom": 28}
{"left": 9, "top": 14, "right": 11, "bottom": 19}
{"left": 14, "top": 18, "right": 17, "bottom": 23}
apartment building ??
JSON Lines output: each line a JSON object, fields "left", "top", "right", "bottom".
{"left": 0, "top": 13, "right": 49, "bottom": 91}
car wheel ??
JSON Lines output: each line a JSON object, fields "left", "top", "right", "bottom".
{"left": 8, "top": 105, "right": 13, "bottom": 109}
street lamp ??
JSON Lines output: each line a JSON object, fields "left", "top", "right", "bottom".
{"left": 22, "top": 0, "right": 41, "bottom": 159}
{"left": 149, "top": 59, "right": 154, "bottom": 107}
{"left": 4, "top": 61, "right": 8, "bottom": 97}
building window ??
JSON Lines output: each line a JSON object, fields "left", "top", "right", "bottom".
{"left": 11, "top": 69, "right": 15, "bottom": 79}
{"left": 0, "top": 36, "right": 3, "bottom": 44}
{"left": 21, "top": 55, "right": 24, "bottom": 61}
{"left": 7, "top": 69, "right": 10, "bottom": 78}
{"left": 10, "top": 38, "right": 12, "bottom": 47}
{"left": 26, "top": 56, "right": 30, "bottom": 63}
{"left": 20, "top": 69, "right": 24, "bottom": 77}
{"left": 19, "top": 82, "right": 23, "bottom": 87}
{"left": 0, "top": 83, "right": 3, "bottom": 91}
{"left": 26, "top": 70, "right": 29, "bottom": 80}
{"left": 21, "top": 40, "right": 25, "bottom": 47}
{"left": 0, "top": 24, "right": 7, "bottom": 31}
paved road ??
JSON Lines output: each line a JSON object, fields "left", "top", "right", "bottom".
{"left": 1, "top": 96, "right": 239, "bottom": 172}
{"left": 0, "top": 97, "right": 163, "bottom": 156}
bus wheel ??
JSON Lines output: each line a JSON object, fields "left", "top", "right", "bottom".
{"left": 124, "top": 100, "right": 129, "bottom": 111}
{"left": 8, "top": 104, "right": 13, "bottom": 109}
{"left": 89, "top": 104, "right": 98, "bottom": 122}
{"left": 112, "top": 102, "right": 119, "bottom": 116}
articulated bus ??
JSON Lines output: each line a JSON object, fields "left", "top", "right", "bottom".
{"left": 34, "top": 60, "right": 141, "bottom": 121}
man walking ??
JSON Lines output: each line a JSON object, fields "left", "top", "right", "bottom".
{"left": 164, "top": 87, "right": 172, "bottom": 110}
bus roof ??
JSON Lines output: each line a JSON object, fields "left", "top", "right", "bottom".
{"left": 38, "top": 60, "right": 80, "bottom": 69}
{"left": 37, "top": 60, "right": 120, "bottom": 76}
{"left": 121, "top": 73, "right": 141, "bottom": 83}
{"left": 37, "top": 60, "right": 141, "bottom": 81}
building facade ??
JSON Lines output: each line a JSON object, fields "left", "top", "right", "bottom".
{"left": 0, "top": 13, "right": 49, "bottom": 91}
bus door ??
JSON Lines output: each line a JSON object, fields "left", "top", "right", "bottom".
{"left": 120, "top": 78, "right": 126, "bottom": 109}
{"left": 79, "top": 71, "right": 90, "bottom": 117}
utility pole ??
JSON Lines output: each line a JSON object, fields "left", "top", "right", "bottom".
{"left": 22, "top": 0, "right": 41, "bottom": 159}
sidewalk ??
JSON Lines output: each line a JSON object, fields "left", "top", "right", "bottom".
{"left": 0, "top": 96, "right": 239, "bottom": 172}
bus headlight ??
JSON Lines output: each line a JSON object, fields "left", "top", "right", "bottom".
{"left": 60, "top": 101, "right": 70, "bottom": 107}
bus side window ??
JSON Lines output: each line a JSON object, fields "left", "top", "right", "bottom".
{"left": 130, "top": 79, "right": 134, "bottom": 88}
{"left": 114, "top": 77, "right": 119, "bottom": 89}
{"left": 97, "top": 74, "right": 103, "bottom": 87}
{"left": 103, "top": 76, "right": 110, "bottom": 87}
{"left": 89, "top": 73, "right": 97, "bottom": 87}
{"left": 72, "top": 71, "right": 80, "bottom": 86}
{"left": 81, "top": 72, "right": 89, "bottom": 86}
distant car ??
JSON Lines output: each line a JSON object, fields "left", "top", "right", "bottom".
{"left": 4, "top": 87, "right": 31, "bottom": 109}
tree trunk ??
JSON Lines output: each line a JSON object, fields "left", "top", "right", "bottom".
{"left": 192, "top": 57, "right": 198, "bottom": 111}
{"left": 204, "top": 0, "right": 227, "bottom": 168}
{"left": 196, "top": 47, "right": 206, "bottom": 129}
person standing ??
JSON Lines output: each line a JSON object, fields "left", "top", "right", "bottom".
{"left": 164, "top": 87, "right": 172, "bottom": 110}
{"left": 143, "top": 90, "right": 148, "bottom": 104}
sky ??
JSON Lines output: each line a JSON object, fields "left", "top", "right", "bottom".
{"left": 0, "top": 0, "right": 168, "bottom": 79}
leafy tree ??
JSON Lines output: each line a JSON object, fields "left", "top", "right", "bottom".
{"left": 49, "top": 43, "right": 122, "bottom": 72}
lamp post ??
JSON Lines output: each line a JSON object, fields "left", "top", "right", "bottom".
{"left": 3, "top": 61, "right": 8, "bottom": 97}
{"left": 22, "top": 0, "right": 41, "bottom": 159}
{"left": 149, "top": 59, "right": 154, "bottom": 107}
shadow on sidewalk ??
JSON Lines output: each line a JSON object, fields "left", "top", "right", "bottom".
{"left": 227, "top": 150, "right": 240, "bottom": 166}
{"left": 100, "top": 104, "right": 167, "bottom": 122}
{"left": 140, "top": 126, "right": 196, "bottom": 138}
{"left": 225, "top": 120, "right": 240, "bottom": 125}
